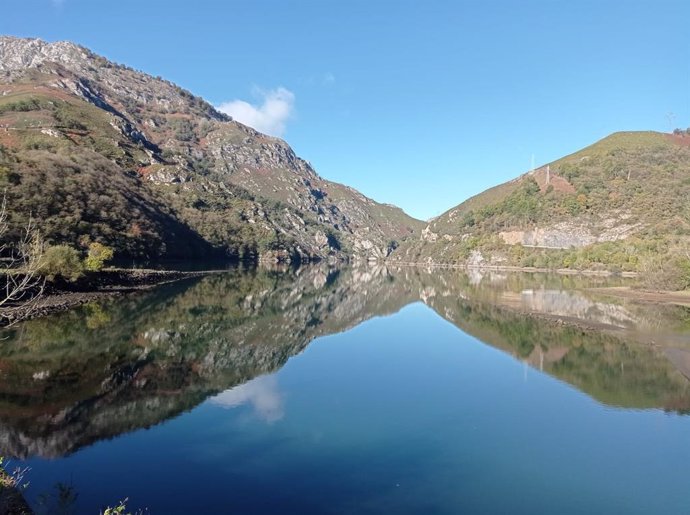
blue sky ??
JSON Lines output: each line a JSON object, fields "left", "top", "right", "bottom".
{"left": 2, "top": 0, "right": 689, "bottom": 220}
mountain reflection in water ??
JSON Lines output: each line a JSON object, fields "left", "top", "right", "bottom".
{"left": 0, "top": 265, "right": 689, "bottom": 459}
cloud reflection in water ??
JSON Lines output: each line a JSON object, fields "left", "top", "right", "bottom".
{"left": 210, "top": 374, "right": 284, "bottom": 423}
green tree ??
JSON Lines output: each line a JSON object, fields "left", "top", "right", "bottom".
{"left": 84, "top": 242, "right": 114, "bottom": 271}
{"left": 39, "top": 245, "right": 83, "bottom": 281}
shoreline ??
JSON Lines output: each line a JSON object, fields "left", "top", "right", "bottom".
{"left": 1, "top": 268, "right": 215, "bottom": 326}
{"left": 387, "top": 261, "right": 690, "bottom": 306}
{"left": 385, "top": 260, "right": 638, "bottom": 277}
{"left": 3, "top": 264, "right": 687, "bottom": 327}
{"left": 586, "top": 286, "right": 690, "bottom": 307}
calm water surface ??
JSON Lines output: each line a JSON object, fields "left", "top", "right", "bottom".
{"left": 2, "top": 266, "right": 690, "bottom": 514}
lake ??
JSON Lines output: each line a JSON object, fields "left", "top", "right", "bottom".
{"left": 1, "top": 266, "right": 690, "bottom": 514}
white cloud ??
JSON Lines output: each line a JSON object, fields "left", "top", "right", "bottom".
{"left": 217, "top": 87, "right": 295, "bottom": 137}
{"left": 210, "top": 374, "right": 284, "bottom": 423}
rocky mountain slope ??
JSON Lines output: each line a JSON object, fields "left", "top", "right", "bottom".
{"left": 393, "top": 131, "right": 690, "bottom": 275}
{"left": 0, "top": 36, "right": 423, "bottom": 262}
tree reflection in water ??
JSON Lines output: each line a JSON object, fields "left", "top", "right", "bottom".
{"left": 0, "top": 265, "right": 689, "bottom": 459}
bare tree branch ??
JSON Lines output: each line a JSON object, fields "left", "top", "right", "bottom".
{"left": 0, "top": 193, "right": 46, "bottom": 326}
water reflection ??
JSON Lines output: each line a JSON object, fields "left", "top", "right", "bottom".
{"left": 0, "top": 265, "right": 689, "bottom": 458}
{"left": 210, "top": 374, "right": 284, "bottom": 423}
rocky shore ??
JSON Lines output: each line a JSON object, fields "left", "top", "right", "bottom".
{"left": 0, "top": 268, "right": 213, "bottom": 326}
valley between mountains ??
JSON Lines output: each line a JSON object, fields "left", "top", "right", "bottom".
{"left": 1, "top": 36, "right": 690, "bottom": 287}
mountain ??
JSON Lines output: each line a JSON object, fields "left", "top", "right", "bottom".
{"left": 393, "top": 131, "right": 690, "bottom": 280}
{"left": 0, "top": 36, "right": 423, "bottom": 262}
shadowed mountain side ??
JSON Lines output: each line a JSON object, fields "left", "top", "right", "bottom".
{"left": 0, "top": 267, "right": 689, "bottom": 458}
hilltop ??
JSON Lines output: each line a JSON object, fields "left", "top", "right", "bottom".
{"left": 393, "top": 131, "right": 690, "bottom": 287}
{"left": 0, "top": 36, "right": 423, "bottom": 263}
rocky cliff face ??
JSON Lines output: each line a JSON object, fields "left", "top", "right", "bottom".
{"left": 497, "top": 219, "right": 641, "bottom": 248}
{"left": 0, "top": 36, "right": 423, "bottom": 262}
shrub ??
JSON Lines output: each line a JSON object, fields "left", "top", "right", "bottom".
{"left": 101, "top": 498, "right": 133, "bottom": 515}
{"left": 639, "top": 255, "right": 690, "bottom": 291}
{"left": 84, "top": 242, "right": 114, "bottom": 271}
{"left": 39, "top": 245, "right": 83, "bottom": 281}
{"left": 171, "top": 118, "right": 195, "bottom": 142}
{"left": 0, "top": 98, "right": 42, "bottom": 114}
{"left": 53, "top": 105, "right": 87, "bottom": 130}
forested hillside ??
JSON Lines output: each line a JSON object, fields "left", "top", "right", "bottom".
{"left": 394, "top": 131, "right": 690, "bottom": 288}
